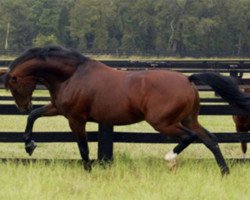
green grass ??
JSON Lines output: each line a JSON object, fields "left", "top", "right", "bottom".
{"left": 0, "top": 154, "right": 249, "bottom": 200}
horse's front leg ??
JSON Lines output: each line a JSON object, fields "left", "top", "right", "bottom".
{"left": 24, "top": 103, "right": 58, "bottom": 155}
{"left": 68, "top": 119, "right": 92, "bottom": 171}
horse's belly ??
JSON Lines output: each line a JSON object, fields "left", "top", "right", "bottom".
{"left": 102, "top": 117, "right": 143, "bottom": 125}
{"left": 89, "top": 108, "right": 144, "bottom": 125}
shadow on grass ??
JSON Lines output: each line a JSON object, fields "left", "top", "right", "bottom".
{"left": 0, "top": 157, "right": 114, "bottom": 169}
{"left": 0, "top": 158, "right": 83, "bottom": 165}
{"left": 0, "top": 157, "right": 249, "bottom": 166}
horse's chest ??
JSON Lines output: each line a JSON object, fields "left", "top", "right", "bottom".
{"left": 54, "top": 93, "right": 90, "bottom": 118}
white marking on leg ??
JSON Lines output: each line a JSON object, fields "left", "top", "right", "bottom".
{"left": 243, "top": 153, "right": 246, "bottom": 160}
{"left": 164, "top": 150, "right": 177, "bottom": 161}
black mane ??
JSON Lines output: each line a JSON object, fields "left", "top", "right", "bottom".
{"left": 9, "top": 45, "right": 88, "bottom": 71}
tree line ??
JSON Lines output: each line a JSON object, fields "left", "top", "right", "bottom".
{"left": 0, "top": 0, "right": 250, "bottom": 57}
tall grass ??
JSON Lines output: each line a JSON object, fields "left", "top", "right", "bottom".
{"left": 0, "top": 154, "right": 249, "bottom": 200}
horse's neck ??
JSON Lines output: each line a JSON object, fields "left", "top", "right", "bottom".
{"left": 30, "top": 59, "right": 109, "bottom": 99}
{"left": 30, "top": 63, "right": 76, "bottom": 97}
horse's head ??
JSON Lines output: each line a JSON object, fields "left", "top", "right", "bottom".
{"left": 4, "top": 45, "right": 88, "bottom": 112}
{"left": 1, "top": 68, "right": 34, "bottom": 112}
{"left": 5, "top": 69, "right": 36, "bottom": 112}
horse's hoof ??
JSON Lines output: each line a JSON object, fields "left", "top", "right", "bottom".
{"left": 90, "top": 159, "right": 96, "bottom": 165}
{"left": 166, "top": 159, "right": 177, "bottom": 171}
{"left": 25, "top": 140, "right": 37, "bottom": 156}
{"left": 84, "top": 161, "right": 93, "bottom": 172}
{"left": 221, "top": 167, "right": 230, "bottom": 176}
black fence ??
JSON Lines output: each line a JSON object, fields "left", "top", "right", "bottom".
{"left": 1, "top": 60, "right": 250, "bottom": 161}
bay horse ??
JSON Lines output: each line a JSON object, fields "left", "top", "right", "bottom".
{"left": 233, "top": 88, "right": 250, "bottom": 158}
{"left": 3, "top": 45, "right": 250, "bottom": 175}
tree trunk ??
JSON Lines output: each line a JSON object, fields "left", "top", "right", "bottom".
{"left": 237, "top": 32, "right": 242, "bottom": 56}
{"left": 4, "top": 22, "right": 10, "bottom": 50}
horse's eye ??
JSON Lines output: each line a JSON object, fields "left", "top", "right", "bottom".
{"left": 11, "top": 76, "right": 17, "bottom": 83}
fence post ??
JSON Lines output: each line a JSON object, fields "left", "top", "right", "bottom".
{"left": 98, "top": 123, "right": 114, "bottom": 161}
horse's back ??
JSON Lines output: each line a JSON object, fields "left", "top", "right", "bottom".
{"left": 126, "top": 70, "right": 195, "bottom": 105}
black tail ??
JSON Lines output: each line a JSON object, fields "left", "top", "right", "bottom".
{"left": 189, "top": 72, "right": 250, "bottom": 113}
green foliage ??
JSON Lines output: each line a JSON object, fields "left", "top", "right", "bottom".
{"left": 0, "top": 0, "right": 250, "bottom": 56}
{"left": 33, "top": 34, "right": 58, "bottom": 47}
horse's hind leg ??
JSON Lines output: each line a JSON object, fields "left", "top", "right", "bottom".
{"left": 157, "top": 123, "right": 229, "bottom": 175}
{"left": 194, "top": 126, "right": 229, "bottom": 175}
{"left": 165, "top": 130, "right": 197, "bottom": 161}
{"left": 165, "top": 116, "right": 202, "bottom": 160}
{"left": 153, "top": 124, "right": 196, "bottom": 163}
{"left": 183, "top": 112, "right": 229, "bottom": 175}
{"left": 164, "top": 131, "right": 197, "bottom": 170}
{"left": 182, "top": 116, "right": 229, "bottom": 175}
{"left": 164, "top": 116, "right": 199, "bottom": 161}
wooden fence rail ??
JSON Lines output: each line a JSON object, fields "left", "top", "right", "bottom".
{"left": 1, "top": 59, "right": 250, "bottom": 160}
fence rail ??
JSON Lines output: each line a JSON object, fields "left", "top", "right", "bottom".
{"left": 1, "top": 59, "right": 250, "bottom": 160}
{"left": 1, "top": 59, "right": 250, "bottom": 69}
